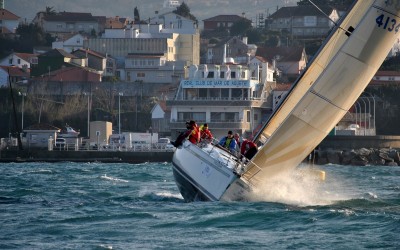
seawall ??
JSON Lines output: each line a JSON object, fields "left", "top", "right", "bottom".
{"left": 0, "top": 149, "right": 174, "bottom": 164}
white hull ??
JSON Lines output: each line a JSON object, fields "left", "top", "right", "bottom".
{"left": 172, "top": 141, "right": 250, "bottom": 202}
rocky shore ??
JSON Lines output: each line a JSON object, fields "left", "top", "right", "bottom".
{"left": 314, "top": 148, "right": 400, "bottom": 166}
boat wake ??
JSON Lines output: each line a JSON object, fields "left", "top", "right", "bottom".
{"left": 245, "top": 165, "right": 350, "bottom": 206}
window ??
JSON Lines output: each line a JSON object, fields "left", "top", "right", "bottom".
{"left": 8, "top": 58, "right": 12, "bottom": 64}
{"left": 221, "top": 89, "right": 229, "bottom": 99}
{"left": 220, "top": 71, "right": 225, "bottom": 78}
{"left": 232, "top": 88, "right": 242, "bottom": 99}
{"left": 231, "top": 71, "right": 236, "bottom": 79}
{"left": 56, "top": 24, "right": 63, "bottom": 29}
{"left": 247, "top": 111, "right": 250, "bottom": 122}
{"left": 209, "top": 88, "right": 220, "bottom": 98}
{"left": 207, "top": 71, "right": 214, "bottom": 78}
{"left": 137, "top": 72, "right": 145, "bottom": 78}
{"left": 211, "top": 112, "right": 222, "bottom": 122}
{"left": 178, "top": 112, "right": 205, "bottom": 122}
{"left": 199, "top": 88, "right": 207, "bottom": 99}
{"left": 17, "top": 59, "right": 21, "bottom": 64}
{"left": 225, "top": 112, "right": 239, "bottom": 122}
{"left": 254, "top": 113, "right": 258, "bottom": 121}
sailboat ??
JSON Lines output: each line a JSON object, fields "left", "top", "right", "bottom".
{"left": 172, "top": 0, "right": 400, "bottom": 202}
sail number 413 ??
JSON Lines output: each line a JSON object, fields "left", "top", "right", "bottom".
{"left": 376, "top": 14, "right": 400, "bottom": 32}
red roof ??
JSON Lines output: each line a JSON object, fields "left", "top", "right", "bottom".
{"left": 0, "top": 8, "right": 20, "bottom": 20}
{"left": 33, "top": 66, "right": 101, "bottom": 82}
{"left": 0, "top": 66, "right": 30, "bottom": 77}
{"left": 14, "top": 52, "right": 38, "bottom": 62}
{"left": 256, "top": 47, "right": 305, "bottom": 62}
{"left": 43, "top": 12, "right": 96, "bottom": 22}
{"left": 269, "top": 6, "right": 336, "bottom": 19}
{"left": 374, "top": 70, "right": 400, "bottom": 76}
{"left": 274, "top": 83, "right": 292, "bottom": 91}
{"left": 203, "top": 15, "right": 249, "bottom": 22}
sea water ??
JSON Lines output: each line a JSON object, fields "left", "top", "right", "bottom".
{"left": 0, "top": 162, "right": 399, "bottom": 249}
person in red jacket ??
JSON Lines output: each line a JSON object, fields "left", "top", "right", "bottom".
{"left": 240, "top": 139, "right": 258, "bottom": 160}
{"left": 171, "top": 120, "right": 199, "bottom": 147}
{"left": 200, "top": 123, "right": 213, "bottom": 143}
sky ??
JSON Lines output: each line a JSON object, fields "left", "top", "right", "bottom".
{"left": 5, "top": 0, "right": 297, "bottom": 26}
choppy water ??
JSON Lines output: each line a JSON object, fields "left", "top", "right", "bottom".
{"left": 0, "top": 162, "right": 399, "bottom": 249}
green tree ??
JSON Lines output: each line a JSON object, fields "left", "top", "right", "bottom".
{"left": 16, "top": 23, "right": 51, "bottom": 52}
{"left": 230, "top": 19, "right": 252, "bottom": 36}
{"left": 173, "top": 2, "right": 197, "bottom": 22}
{"left": 45, "top": 6, "right": 56, "bottom": 15}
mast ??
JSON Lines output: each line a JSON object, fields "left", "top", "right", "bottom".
{"left": 244, "top": 0, "right": 400, "bottom": 181}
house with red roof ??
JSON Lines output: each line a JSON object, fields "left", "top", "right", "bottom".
{"left": 0, "top": 52, "right": 38, "bottom": 69}
{"left": 0, "top": 8, "right": 20, "bottom": 35}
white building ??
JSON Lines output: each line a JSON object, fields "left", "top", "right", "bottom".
{"left": 52, "top": 33, "right": 86, "bottom": 53}
{"left": 167, "top": 62, "right": 275, "bottom": 139}
{"left": 0, "top": 52, "right": 38, "bottom": 69}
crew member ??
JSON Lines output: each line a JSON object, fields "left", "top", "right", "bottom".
{"left": 219, "top": 130, "right": 237, "bottom": 153}
{"left": 241, "top": 139, "right": 258, "bottom": 160}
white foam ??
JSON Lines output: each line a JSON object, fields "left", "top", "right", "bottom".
{"left": 245, "top": 165, "right": 350, "bottom": 206}
{"left": 100, "top": 174, "right": 129, "bottom": 183}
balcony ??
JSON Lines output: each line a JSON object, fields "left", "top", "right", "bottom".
{"left": 167, "top": 98, "right": 269, "bottom": 108}
{"left": 169, "top": 120, "right": 251, "bottom": 130}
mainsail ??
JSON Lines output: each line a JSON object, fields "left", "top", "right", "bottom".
{"left": 244, "top": 0, "right": 400, "bottom": 181}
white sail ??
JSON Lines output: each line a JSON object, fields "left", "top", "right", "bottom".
{"left": 255, "top": 0, "right": 372, "bottom": 144}
{"left": 243, "top": 0, "right": 400, "bottom": 182}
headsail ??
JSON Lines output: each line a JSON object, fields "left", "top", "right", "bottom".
{"left": 244, "top": 0, "right": 400, "bottom": 181}
{"left": 254, "top": 0, "right": 371, "bottom": 144}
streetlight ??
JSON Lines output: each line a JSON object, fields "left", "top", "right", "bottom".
{"left": 83, "top": 92, "right": 90, "bottom": 138}
{"left": 359, "top": 98, "right": 367, "bottom": 135}
{"left": 362, "top": 92, "right": 376, "bottom": 135}
{"left": 19, "top": 92, "right": 26, "bottom": 130}
{"left": 118, "top": 92, "right": 123, "bottom": 135}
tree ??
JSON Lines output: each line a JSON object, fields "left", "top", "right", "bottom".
{"left": 16, "top": 23, "right": 51, "bottom": 52}
{"left": 230, "top": 19, "right": 252, "bottom": 36}
{"left": 134, "top": 6, "right": 140, "bottom": 22}
{"left": 173, "top": 2, "right": 197, "bottom": 22}
{"left": 45, "top": 6, "right": 56, "bottom": 15}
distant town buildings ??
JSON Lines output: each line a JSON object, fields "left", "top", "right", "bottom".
{"left": 267, "top": 5, "right": 339, "bottom": 39}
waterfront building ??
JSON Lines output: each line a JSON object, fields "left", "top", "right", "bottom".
{"left": 167, "top": 60, "right": 275, "bottom": 139}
